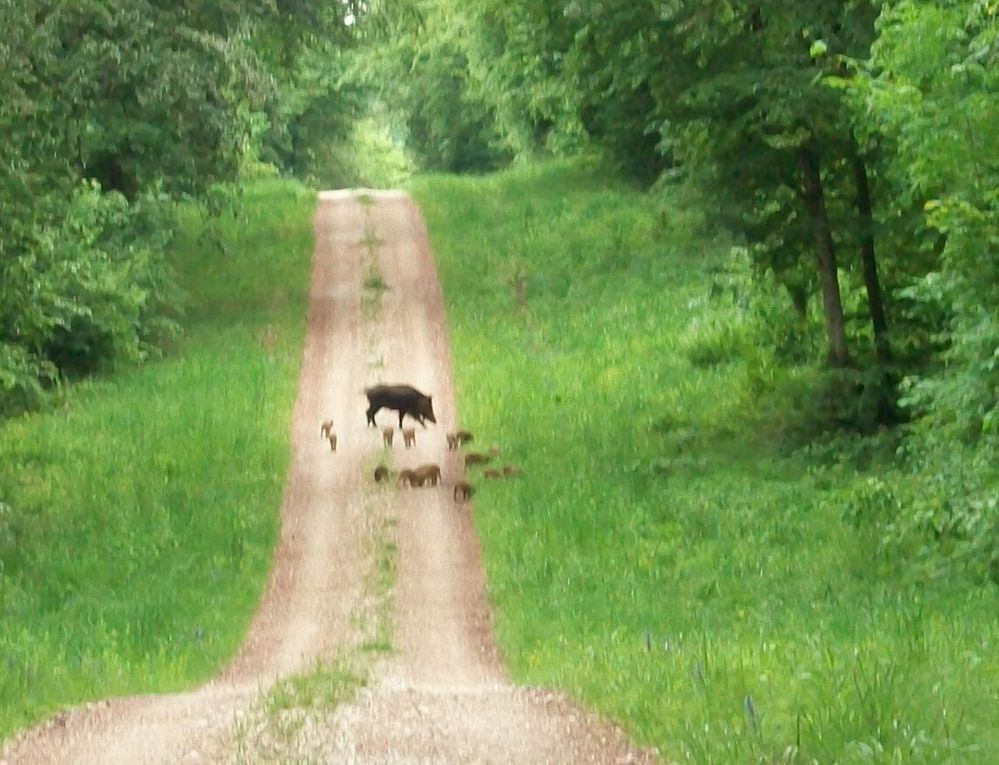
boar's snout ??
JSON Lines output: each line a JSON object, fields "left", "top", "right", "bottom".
{"left": 422, "top": 397, "right": 437, "bottom": 424}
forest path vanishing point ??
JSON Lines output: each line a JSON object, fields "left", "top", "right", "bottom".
{"left": 0, "top": 191, "right": 659, "bottom": 764}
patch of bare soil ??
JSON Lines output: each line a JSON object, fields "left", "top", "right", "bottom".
{"left": 0, "top": 191, "right": 660, "bottom": 764}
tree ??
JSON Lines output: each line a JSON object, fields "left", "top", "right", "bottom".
{"left": 567, "top": 3, "right": 885, "bottom": 367}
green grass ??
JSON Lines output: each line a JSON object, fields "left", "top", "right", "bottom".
{"left": 410, "top": 158, "right": 999, "bottom": 764}
{"left": 229, "top": 655, "right": 367, "bottom": 765}
{"left": 264, "top": 656, "right": 368, "bottom": 721}
{"left": 0, "top": 177, "right": 315, "bottom": 741}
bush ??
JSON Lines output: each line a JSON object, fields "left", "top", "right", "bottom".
{"left": 0, "top": 183, "right": 182, "bottom": 414}
{"left": 841, "top": 445, "right": 999, "bottom": 584}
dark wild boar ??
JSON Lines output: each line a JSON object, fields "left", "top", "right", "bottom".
{"left": 365, "top": 384, "right": 436, "bottom": 429}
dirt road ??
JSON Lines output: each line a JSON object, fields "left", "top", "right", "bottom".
{"left": 0, "top": 191, "right": 659, "bottom": 764}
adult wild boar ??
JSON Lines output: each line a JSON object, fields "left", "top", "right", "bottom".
{"left": 365, "top": 384, "right": 437, "bottom": 429}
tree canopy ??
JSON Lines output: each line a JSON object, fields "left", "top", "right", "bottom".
{"left": 1, "top": 0, "right": 359, "bottom": 412}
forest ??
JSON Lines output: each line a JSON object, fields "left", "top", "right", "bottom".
{"left": 4, "top": 0, "right": 994, "bottom": 584}
{"left": 1, "top": 1, "right": 996, "bottom": 758}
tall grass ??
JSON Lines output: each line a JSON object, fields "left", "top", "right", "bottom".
{"left": 411, "top": 159, "right": 999, "bottom": 764}
{"left": 0, "top": 178, "right": 315, "bottom": 740}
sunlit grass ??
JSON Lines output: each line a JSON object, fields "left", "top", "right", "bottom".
{"left": 411, "top": 158, "right": 999, "bottom": 764}
{"left": 0, "top": 178, "right": 315, "bottom": 740}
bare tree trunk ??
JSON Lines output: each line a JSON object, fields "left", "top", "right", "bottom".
{"left": 851, "top": 150, "right": 892, "bottom": 363}
{"left": 797, "top": 145, "right": 850, "bottom": 367}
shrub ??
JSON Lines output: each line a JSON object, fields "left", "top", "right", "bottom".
{"left": 0, "top": 183, "right": 181, "bottom": 414}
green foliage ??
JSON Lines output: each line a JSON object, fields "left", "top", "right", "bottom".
{"left": 326, "top": 115, "right": 415, "bottom": 189}
{"left": 352, "top": 0, "right": 512, "bottom": 173}
{"left": 0, "top": 182, "right": 180, "bottom": 415}
{"left": 839, "top": 0, "right": 999, "bottom": 579}
{"left": 413, "top": 160, "right": 998, "bottom": 763}
{"left": 371, "top": 0, "right": 903, "bottom": 377}
{"left": 1, "top": 1, "right": 362, "bottom": 413}
{"left": 842, "top": 450, "right": 998, "bottom": 585}
{"left": 251, "top": 5, "right": 365, "bottom": 185}
{"left": 876, "top": 1, "right": 999, "bottom": 440}
{"left": 4, "top": 1, "right": 267, "bottom": 199}
{"left": 0, "top": 178, "right": 314, "bottom": 740}
{"left": 445, "top": 1, "right": 590, "bottom": 159}
{"left": 1, "top": 0, "right": 251, "bottom": 411}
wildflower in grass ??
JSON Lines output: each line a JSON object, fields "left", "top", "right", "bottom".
{"left": 744, "top": 694, "right": 760, "bottom": 735}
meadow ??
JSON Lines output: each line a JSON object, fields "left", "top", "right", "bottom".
{"left": 0, "top": 178, "right": 315, "bottom": 739}
{"left": 410, "top": 159, "right": 999, "bottom": 764}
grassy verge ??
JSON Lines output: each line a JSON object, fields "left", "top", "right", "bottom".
{"left": 0, "top": 178, "right": 315, "bottom": 741}
{"left": 411, "top": 159, "right": 999, "bottom": 764}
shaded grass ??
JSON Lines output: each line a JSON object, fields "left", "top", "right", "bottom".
{"left": 0, "top": 178, "right": 315, "bottom": 740}
{"left": 411, "top": 158, "right": 999, "bottom": 764}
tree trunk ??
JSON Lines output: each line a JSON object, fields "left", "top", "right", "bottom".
{"left": 851, "top": 150, "right": 892, "bottom": 363}
{"left": 797, "top": 146, "right": 850, "bottom": 367}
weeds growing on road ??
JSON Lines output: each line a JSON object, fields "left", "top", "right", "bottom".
{"left": 0, "top": 178, "right": 315, "bottom": 741}
{"left": 229, "top": 494, "right": 398, "bottom": 764}
{"left": 230, "top": 656, "right": 367, "bottom": 763}
{"left": 411, "top": 159, "right": 999, "bottom": 764}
